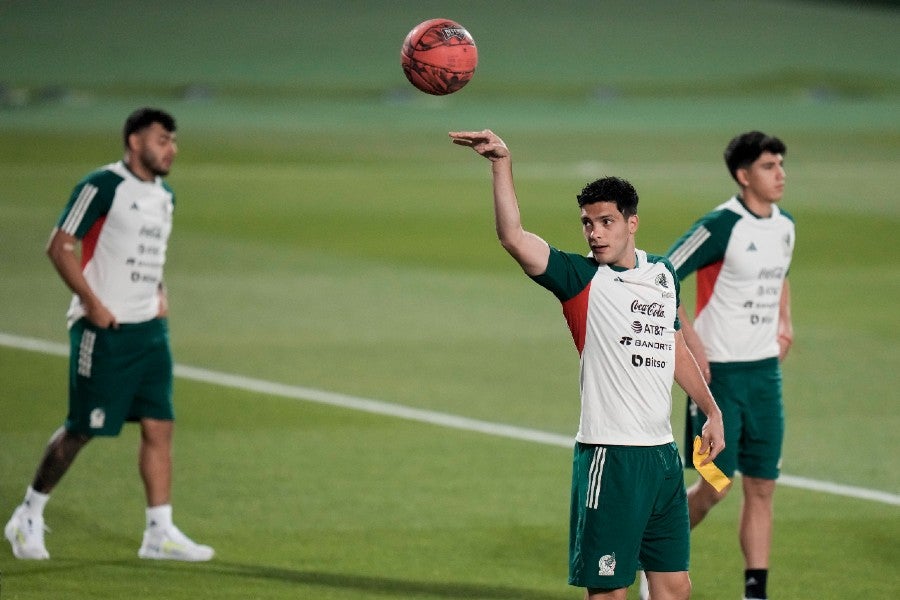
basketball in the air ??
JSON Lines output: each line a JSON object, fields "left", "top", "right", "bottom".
{"left": 400, "top": 19, "right": 477, "bottom": 96}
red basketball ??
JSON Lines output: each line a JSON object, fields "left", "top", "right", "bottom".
{"left": 400, "top": 19, "right": 477, "bottom": 96}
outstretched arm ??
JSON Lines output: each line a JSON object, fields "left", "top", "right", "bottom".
{"left": 450, "top": 130, "right": 549, "bottom": 276}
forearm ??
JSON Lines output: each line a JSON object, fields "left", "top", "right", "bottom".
{"left": 677, "top": 305, "right": 709, "bottom": 375}
{"left": 489, "top": 157, "right": 549, "bottom": 275}
{"left": 777, "top": 279, "right": 793, "bottom": 360}
{"left": 492, "top": 157, "right": 524, "bottom": 248}
{"left": 674, "top": 333, "right": 719, "bottom": 420}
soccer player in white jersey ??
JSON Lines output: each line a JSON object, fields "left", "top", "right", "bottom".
{"left": 450, "top": 129, "right": 725, "bottom": 600}
{"left": 666, "top": 131, "right": 794, "bottom": 600}
{"left": 5, "top": 108, "right": 213, "bottom": 562}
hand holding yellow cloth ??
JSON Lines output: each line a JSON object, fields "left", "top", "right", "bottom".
{"left": 692, "top": 435, "right": 731, "bottom": 492}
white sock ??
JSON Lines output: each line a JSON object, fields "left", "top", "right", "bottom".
{"left": 23, "top": 486, "right": 50, "bottom": 516}
{"left": 145, "top": 504, "right": 173, "bottom": 531}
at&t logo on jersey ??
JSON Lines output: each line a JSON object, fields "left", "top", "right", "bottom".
{"left": 631, "top": 320, "right": 666, "bottom": 336}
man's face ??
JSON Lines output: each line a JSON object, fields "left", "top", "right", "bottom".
{"left": 739, "top": 150, "right": 785, "bottom": 204}
{"left": 133, "top": 122, "right": 178, "bottom": 177}
{"left": 581, "top": 201, "right": 638, "bottom": 267}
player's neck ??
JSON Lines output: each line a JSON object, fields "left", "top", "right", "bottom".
{"left": 737, "top": 193, "right": 774, "bottom": 218}
{"left": 123, "top": 157, "right": 155, "bottom": 182}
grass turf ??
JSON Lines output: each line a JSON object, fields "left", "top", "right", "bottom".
{"left": 1, "top": 1, "right": 898, "bottom": 598}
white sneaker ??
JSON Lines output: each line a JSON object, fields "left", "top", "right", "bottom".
{"left": 138, "top": 524, "right": 214, "bottom": 562}
{"left": 4, "top": 505, "right": 50, "bottom": 560}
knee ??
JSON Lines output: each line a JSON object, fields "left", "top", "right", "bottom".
{"left": 649, "top": 573, "right": 692, "bottom": 600}
{"left": 743, "top": 476, "right": 776, "bottom": 502}
{"left": 679, "top": 576, "right": 693, "bottom": 600}
{"left": 140, "top": 419, "right": 174, "bottom": 446}
{"left": 691, "top": 478, "right": 731, "bottom": 508}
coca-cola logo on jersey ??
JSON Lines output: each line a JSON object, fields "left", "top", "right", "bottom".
{"left": 630, "top": 300, "right": 665, "bottom": 318}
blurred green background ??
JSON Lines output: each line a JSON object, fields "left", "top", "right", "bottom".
{"left": 1, "top": 1, "right": 898, "bottom": 598}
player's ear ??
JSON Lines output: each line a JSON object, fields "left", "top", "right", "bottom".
{"left": 736, "top": 167, "right": 750, "bottom": 187}
{"left": 126, "top": 130, "right": 142, "bottom": 154}
{"left": 629, "top": 214, "right": 639, "bottom": 234}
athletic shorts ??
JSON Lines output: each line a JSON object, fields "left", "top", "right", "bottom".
{"left": 569, "top": 442, "right": 689, "bottom": 590}
{"left": 65, "top": 318, "right": 174, "bottom": 436}
{"left": 685, "top": 357, "right": 783, "bottom": 479}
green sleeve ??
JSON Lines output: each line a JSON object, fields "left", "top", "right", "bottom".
{"left": 57, "top": 169, "right": 121, "bottom": 238}
{"left": 529, "top": 246, "right": 598, "bottom": 302}
{"left": 666, "top": 208, "right": 740, "bottom": 280}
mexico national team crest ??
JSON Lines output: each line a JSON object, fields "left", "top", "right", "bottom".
{"left": 598, "top": 553, "right": 616, "bottom": 576}
{"left": 655, "top": 273, "right": 668, "bottom": 288}
{"left": 90, "top": 408, "right": 106, "bottom": 429}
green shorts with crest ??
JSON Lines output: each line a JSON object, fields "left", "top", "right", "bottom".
{"left": 66, "top": 318, "right": 174, "bottom": 436}
{"left": 685, "top": 357, "right": 783, "bottom": 480}
{"left": 568, "top": 442, "right": 689, "bottom": 590}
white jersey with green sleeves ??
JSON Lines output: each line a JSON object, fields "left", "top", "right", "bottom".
{"left": 531, "top": 247, "right": 681, "bottom": 446}
{"left": 57, "top": 160, "right": 174, "bottom": 327}
{"left": 667, "top": 196, "right": 794, "bottom": 363}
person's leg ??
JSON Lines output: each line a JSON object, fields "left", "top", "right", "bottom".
{"left": 645, "top": 571, "right": 691, "bottom": 600}
{"left": 136, "top": 417, "right": 213, "bottom": 561}
{"left": 32, "top": 426, "right": 92, "bottom": 493}
{"left": 740, "top": 476, "right": 776, "bottom": 599}
{"left": 586, "top": 587, "right": 627, "bottom": 599}
{"left": 139, "top": 418, "right": 173, "bottom": 506}
{"left": 687, "top": 476, "right": 732, "bottom": 528}
{"left": 6, "top": 427, "right": 91, "bottom": 559}
{"left": 740, "top": 476, "right": 775, "bottom": 567}
{"left": 737, "top": 360, "right": 782, "bottom": 599}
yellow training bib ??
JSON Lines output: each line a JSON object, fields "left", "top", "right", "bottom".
{"left": 692, "top": 436, "right": 731, "bottom": 492}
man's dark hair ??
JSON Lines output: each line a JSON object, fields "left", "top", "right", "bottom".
{"left": 123, "top": 107, "right": 176, "bottom": 148}
{"left": 724, "top": 131, "right": 786, "bottom": 183}
{"left": 576, "top": 176, "right": 639, "bottom": 217}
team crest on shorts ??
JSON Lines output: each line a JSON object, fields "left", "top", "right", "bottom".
{"left": 90, "top": 408, "right": 106, "bottom": 429}
{"left": 598, "top": 553, "right": 616, "bottom": 576}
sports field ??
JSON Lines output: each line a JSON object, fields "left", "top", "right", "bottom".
{"left": 1, "top": 1, "right": 898, "bottom": 598}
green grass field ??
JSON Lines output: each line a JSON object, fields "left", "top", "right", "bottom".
{"left": 1, "top": 1, "right": 898, "bottom": 598}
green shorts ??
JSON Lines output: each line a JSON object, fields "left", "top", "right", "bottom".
{"left": 569, "top": 442, "right": 689, "bottom": 590}
{"left": 685, "top": 357, "right": 783, "bottom": 479}
{"left": 65, "top": 318, "right": 174, "bottom": 436}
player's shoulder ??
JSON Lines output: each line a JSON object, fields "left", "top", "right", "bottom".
{"left": 773, "top": 204, "right": 795, "bottom": 223}
{"left": 77, "top": 161, "right": 127, "bottom": 190}
{"left": 679, "top": 198, "right": 741, "bottom": 230}
{"left": 547, "top": 246, "right": 599, "bottom": 276}
{"left": 643, "top": 251, "right": 674, "bottom": 268}
{"left": 642, "top": 251, "right": 677, "bottom": 278}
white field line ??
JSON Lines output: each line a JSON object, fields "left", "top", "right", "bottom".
{"left": 3, "top": 331, "right": 898, "bottom": 507}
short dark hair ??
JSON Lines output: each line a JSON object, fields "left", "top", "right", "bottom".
{"left": 576, "top": 176, "right": 639, "bottom": 217}
{"left": 123, "top": 107, "right": 176, "bottom": 148}
{"left": 724, "top": 131, "right": 786, "bottom": 182}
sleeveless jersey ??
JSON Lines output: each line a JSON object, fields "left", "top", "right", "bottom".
{"left": 666, "top": 196, "right": 794, "bottom": 363}
{"left": 57, "top": 161, "right": 174, "bottom": 327}
{"left": 531, "top": 247, "right": 681, "bottom": 446}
